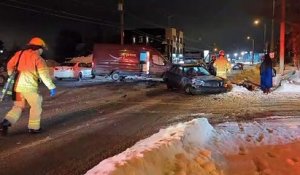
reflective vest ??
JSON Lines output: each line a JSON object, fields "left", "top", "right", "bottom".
{"left": 7, "top": 49, "right": 55, "bottom": 92}
{"left": 213, "top": 56, "right": 231, "bottom": 78}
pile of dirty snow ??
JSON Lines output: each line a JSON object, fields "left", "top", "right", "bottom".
{"left": 86, "top": 118, "right": 221, "bottom": 175}
{"left": 86, "top": 116, "right": 300, "bottom": 175}
{"left": 230, "top": 65, "right": 260, "bottom": 85}
{"left": 276, "top": 70, "right": 300, "bottom": 92}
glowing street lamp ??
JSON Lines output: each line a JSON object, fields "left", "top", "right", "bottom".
{"left": 254, "top": 19, "right": 260, "bottom": 25}
{"left": 247, "top": 36, "right": 255, "bottom": 64}
{"left": 253, "top": 19, "right": 267, "bottom": 53}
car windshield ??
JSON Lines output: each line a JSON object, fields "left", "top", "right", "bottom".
{"left": 61, "top": 63, "right": 76, "bottom": 67}
{"left": 182, "top": 66, "right": 210, "bottom": 76}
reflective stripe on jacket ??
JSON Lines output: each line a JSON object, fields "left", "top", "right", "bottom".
{"left": 7, "top": 50, "right": 56, "bottom": 92}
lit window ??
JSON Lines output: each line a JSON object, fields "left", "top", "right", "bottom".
{"left": 139, "top": 36, "right": 143, "bottom": 43}
{"left": 133, "top": 37, "right": 136, "bottom": 44}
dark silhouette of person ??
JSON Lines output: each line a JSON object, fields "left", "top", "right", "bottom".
{"left": 260, "top": 53, "right": 273, "bottom": 94}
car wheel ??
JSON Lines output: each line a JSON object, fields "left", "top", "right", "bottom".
{"left": 111, "top": 72, "right": 120, "bottom": 81}
{"left": 184, "top": 85, "right": 193, "bottom": 95}
{"left": 91, "top": 74, "right": 96, "bottom": 79}
{"left": 0, "top": 75, "right": 5, "bottom": 86}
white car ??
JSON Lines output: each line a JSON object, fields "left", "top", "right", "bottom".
{"left": 53, "top": 62, "right": 95, "bottom": 81}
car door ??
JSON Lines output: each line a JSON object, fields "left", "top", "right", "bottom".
{"left": 80, "top": 63, "right": 93, "bottom": 77}
{"left": 149, "top": 54, "right": 168, "bottom": 76}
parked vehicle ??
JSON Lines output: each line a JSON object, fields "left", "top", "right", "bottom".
{"left": 164, "top": 64, "right": 228, "bottom": 95}
{"left": 53, "top": 62, "right": 95, "bottom": 81}
{"left": 232, "top": 63, "right": 244, "bottom": 70}
{"left": 92, "top": 44, "right": 170, "bottom": 81}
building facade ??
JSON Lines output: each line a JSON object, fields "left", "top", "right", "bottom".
{"left": 124, "top": 28, "right": 184, "bottom": 63}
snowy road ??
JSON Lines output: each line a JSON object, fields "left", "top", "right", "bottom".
{"left": 0, "top": 72, "right": 300, "bottom": 174}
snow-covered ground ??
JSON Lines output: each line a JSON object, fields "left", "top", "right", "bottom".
{"left": 85, "top": 71, "right": 300, "bottom": 175}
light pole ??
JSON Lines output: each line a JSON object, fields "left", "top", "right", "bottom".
{"left": 279, "top": 0, "right": 286, "bottom": 74}
{"left": 254, "top": 19, "right": 267, "bottom": 53}
{"left": 270, "top": 0, "right": 276, "bottom": 53}
{"left": 247, "top": 36, "right": 255, "bottom": 64}
{"left": 118, "top": 0, "right": 124, "bottom": 45}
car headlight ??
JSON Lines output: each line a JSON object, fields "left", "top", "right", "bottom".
{"left": 192, "top": 79, "right": 205, "bottom": 86}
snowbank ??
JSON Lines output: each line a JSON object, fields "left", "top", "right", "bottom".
{"left": 230, "top": 65, "right": 260, "bottom": 85}
{"left": 86, "top": 116, "right": 300, "bottom": 175}
{"left": 86, "top": 118, "right": 221, "bottom": 175}
{"left": 275, "top": 70, "right": 300, "bottom": 92}
{"left": 229, "top": 68, "right": 300, "bottom": 94}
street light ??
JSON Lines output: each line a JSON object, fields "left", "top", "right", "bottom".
{"left": 247, "top": 36, "right": 255, "bottom": 64}
{"left": 253, "top": 19, "right": 267, "bottom": 53}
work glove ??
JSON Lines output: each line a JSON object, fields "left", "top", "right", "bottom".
{"left": 50, "top": 88, "right": 56, "bottom": 97}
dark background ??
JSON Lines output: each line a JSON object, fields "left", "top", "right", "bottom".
{"left": 0, "top": 0, "right": 297, "bottom": 62}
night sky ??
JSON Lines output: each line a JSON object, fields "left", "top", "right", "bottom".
{"left": 0, "top": 0, "right": 277, "bottom": 58}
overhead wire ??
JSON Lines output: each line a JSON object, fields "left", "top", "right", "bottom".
{"left": 0, "top": 0, "right": 120, "bottom": 28}
{"left": 1, "top": 0, "right": 212, "bottom": 51}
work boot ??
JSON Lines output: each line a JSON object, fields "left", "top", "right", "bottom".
{"left": 28, "top": 128, "right": 42, "bottom": 134}
{"left": 0, "top": 119, "right": 11, "bottom": 136}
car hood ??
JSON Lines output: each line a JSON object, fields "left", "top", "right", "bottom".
{"left": 191, "top": 75, "right": 223, "bottom": 81}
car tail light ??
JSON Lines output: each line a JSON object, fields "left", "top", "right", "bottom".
{"left": 54, "top": 67, "right": 59, "bottom": 70}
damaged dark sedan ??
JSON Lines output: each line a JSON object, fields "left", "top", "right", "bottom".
{"left": 164, "top": 64, "right": 228, "bottom": 95}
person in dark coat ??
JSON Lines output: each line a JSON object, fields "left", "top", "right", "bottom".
{"left": 208, "top": 54, "right": 217, "bottom": 76}
{"left": 260, "top": 53, "right": 273, "bottom": 94}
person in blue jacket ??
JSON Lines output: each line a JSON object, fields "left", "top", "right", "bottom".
{"left": 260, "top": 53, "right": 273, "bottom": 94}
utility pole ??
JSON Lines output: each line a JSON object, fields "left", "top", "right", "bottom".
{"left": 264, "top": 23, "right": 268, "bottom": 53}
{"left": 279, "top": 0, "right": 286, "bottom": 74}
{"left": 270, "top": 0, "right": 276, "bottom": 53}
{"left": 254, "top": 19, "right": 267, "bottom": 53}
{"left": 118, "top": 0, "right": 124, "bottom": 45}
{"left": 251, "top": 38, "right": 255, "bottom": 64}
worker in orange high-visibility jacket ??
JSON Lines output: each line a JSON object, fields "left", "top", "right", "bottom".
{"left": 213, "top": 50, "right": 231, "bottom": 79}
{"left": 0, "top": 37, "right": 56, "bottom": 135}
